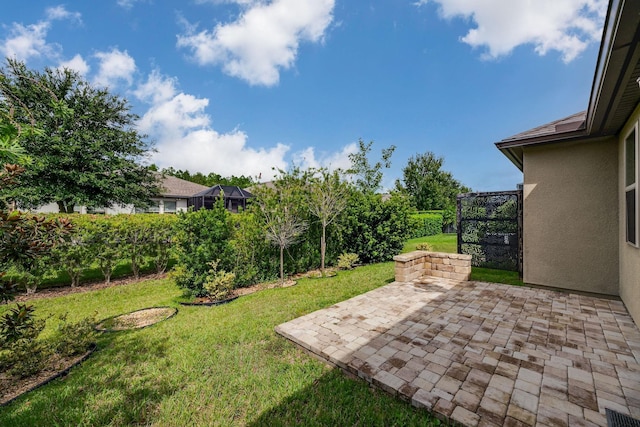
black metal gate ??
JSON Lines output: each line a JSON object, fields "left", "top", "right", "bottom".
{"left": 457, "top": 191, "right": 522, "bottom": 274}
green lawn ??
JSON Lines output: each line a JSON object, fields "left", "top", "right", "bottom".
{"left": 403, "top": 234, "right": 523, "bottom": 286}
{"left": 403, "top": 233, "right": 457, "bottom": 253}
{"left": 0, "top": 265, "right": 444, "bottom": 426}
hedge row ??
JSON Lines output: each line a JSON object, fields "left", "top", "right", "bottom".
{"left": 8, "top": 191, "right": 414, "bottom": 294}
{"left": 409, "top": 212, "right": 443, "bottom": 238}
{"left": 27, "top": 214, "right": 178, "bottom": 290}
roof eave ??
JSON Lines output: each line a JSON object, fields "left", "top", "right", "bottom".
{"left": 585, "top": 0, "right": 640, "bottom": 136}
{"left": 495, "top": 129, "right": 591, "bottom": 171}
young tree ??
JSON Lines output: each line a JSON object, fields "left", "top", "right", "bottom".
{"left": 396, "top": 151, "right": 470, "bottom": 211}
{"left": 307, "top": 169, "right": 348, "bottom": 273}
{"left": 0, "top": 58, "right": 159, "bottom": 213}
{"left": 253, "top": 170, "right": 308, "bottom": 285}
{"left": 347, "top": 139, "right": 396, "bottom": 194}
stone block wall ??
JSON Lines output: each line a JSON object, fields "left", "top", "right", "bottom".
{"left": 393, "top": 251, "right": 472, "bottom": 282}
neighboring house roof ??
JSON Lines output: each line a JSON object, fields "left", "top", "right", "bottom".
{"left": 244, "top": 181, "right": 275, "bottom": 194}
{"left": 496, "top": 0, "right": 640, "bottom": 170}
{"left": 192, "top": 184, "right": 254, "bottom": 199}
{"left": 159, "top": 175, "right": 210, "bottom": 198}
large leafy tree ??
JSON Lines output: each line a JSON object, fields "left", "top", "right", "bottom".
{"left": 395, "top": 151, "right": 470, "bottom": 211}
{"left": 0, "top": 58, "right": 159, "bottom": 213}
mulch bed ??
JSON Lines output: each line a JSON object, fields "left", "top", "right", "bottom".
{"left": 0, "top": 344, "right": 96, "bottom": 407}
{"left": 96, "top": 307, "right": 178, "bottom": 332}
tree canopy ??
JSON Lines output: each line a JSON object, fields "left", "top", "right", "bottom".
{"left": 0, "top": 58, "right": 159, "bottom": 213}
{"left": 159, "top": 167, "right": 254, "bottom": 189}
{"left": 395, "top": 151, "right": 470, "bottom": 211}
{"left": 347, "top": 139, "right": 395, "bottom": 194}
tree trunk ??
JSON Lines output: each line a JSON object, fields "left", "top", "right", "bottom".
{"left": 57, "top": 201, "right": 75, "bottom": 213}
{"left": 320, "top": 224, "right": 326, "bottom": 273}
{"left": 280, "top": 245, "right": 284, "bottom": 286}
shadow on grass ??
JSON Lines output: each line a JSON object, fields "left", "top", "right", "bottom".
{"left": 0, "top": 331, "right": 178, "bottom": 426}
{"left": 248, "top": 368, "right": 441, "bottom": 427}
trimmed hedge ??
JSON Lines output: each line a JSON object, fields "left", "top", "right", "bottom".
{"left": 21, "top": 214, "right": 178, "bottom": 289}
{"left": 409, "top": 212, "right": 443, "bottom": 238}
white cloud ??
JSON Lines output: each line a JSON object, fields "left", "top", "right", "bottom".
{"left": 58, "top": 54, "right": 90, "bottom": 75}
{"left": 45, "top": 5, "right": 82, "bottom": 23}
{"left": 135, "top": 71, "right": 289, "bottom": 178}
{"left": 292, "top": 143, "right": 357, "bottom": 171}
{"left": 177, "top": 0, "right": 335, "bottom": 86}
{"left": 0, "top": 22, "right": 53, "bottom": 62}
{"left": 0, "top": 6, "right": 82, "bottom": 62}
{"left": 116, "top": 0, "right": 149, "bottom": 9}
{"left": 417, "top": 0, "right": 607, "bottom": 62}
{"left": 93, "top": 48, "right": 137, "bottom": 88}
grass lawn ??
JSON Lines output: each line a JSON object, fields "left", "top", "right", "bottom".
{"left": 403, "top": 234, "right": 457, "bottom": 253}
{"left": 403, "top": 234, "right": 524, "bottom": 286}
{"left": 0, "top": 264, "right": 444, "bottom": 426}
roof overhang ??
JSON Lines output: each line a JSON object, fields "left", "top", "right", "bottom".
{"left": 587, "top": 0, "right": 640, "bottom": 136}
{"left": 496, "top": 0, "right": 640, "bottom": 171}
{"left": 496, "top": 129, "right": 589, "bottom": 171}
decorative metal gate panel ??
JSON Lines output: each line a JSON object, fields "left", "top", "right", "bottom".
{"left": 457, "top": 191, "right": 523, "bottom": 274}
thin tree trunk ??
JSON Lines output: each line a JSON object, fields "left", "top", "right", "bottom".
{"left": 280, "top": 245, "right": 284, "bottom": 285}
{"left": 320, "top": 224, "right": 326, "bottom": 273}
{"left": 57, "top": 201, "right": 75, "bottom": 213}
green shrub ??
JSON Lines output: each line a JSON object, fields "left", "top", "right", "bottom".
{"left": 0, "top": 304, "right": 50, "bottom": 378}
{"left": 0, "top": 336, "right": 51, "bottom": 378}
{"left": 337, "top": 253, "right": 359, "bottom": 270}
{"left": 51, "top": 228, "right": 92, "bottom": 287}
{"left": 172, "top": 199, "right": 234, "bottom": 297}
{"left": 340, "top": 192, "right": 412, "bottom": 263}
{"left": 52, "top": 314, "right": 97, "bottom": 357}
{"left": 203, "top": 261, "right": 236, "bottom": 301}
{"left": 415, "top": 243, "right": 433, "bottom": 251}
{"left": 27, "top": 213, "right": 178, "bottom": 287}
{"left": 230, "top": 212, "right": 276, "bottom": 286}
{"left": 409, "top": 212, "right": 443, "bottom": 238}
{"left": 0, "top": 303, "right": 40, "bottom": 344}
{"left": 83, "top": 218, "right": 123, "bottom": 284}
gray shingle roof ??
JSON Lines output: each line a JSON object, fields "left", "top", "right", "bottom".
{"left": 499, "top": 111, "right": 587, "bottom": 144}
{"left": 159, "top": 175, "right": 210, "bottom": 198}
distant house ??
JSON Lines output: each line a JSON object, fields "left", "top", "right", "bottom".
{"left": 35, "top": 174, "right": 209, "bottom": 214}
{"left": 495, "top": 0, "right": 640, "bottom": 325}
{"left": 188, "top": 185, "right": 254, "bottom": 213}
{"left": 145, "top": 175, "right": 210, "bottom": 214}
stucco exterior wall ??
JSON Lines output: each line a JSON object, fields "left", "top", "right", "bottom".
{"left": 522, "top": 138, "right": 619, "bottom": 294}
{"left": 619, "top": 107, "right": 640, "bottom": 326}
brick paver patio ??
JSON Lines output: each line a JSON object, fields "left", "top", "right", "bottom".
{"left": 276, "top": 278, "right": 640, "bottom": 426}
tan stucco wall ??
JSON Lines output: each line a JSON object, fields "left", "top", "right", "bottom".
{"left": 522, "top": 138, "right": 619, "bottom": 294}
{"left": 619, "top": 108, "right": 640, "bottom": 326}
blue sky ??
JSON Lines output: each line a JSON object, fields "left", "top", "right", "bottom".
{"left": 1, "top": 0, "right": 607, "bottom": 191}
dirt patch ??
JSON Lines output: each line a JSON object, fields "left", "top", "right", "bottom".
{"left": 13, "top": 273, "right": 168, "bottom": 303}
{"left": 233, "top": 279, "right": 297, "bottom": 297}
{"left": 0, "top": 345, "right": 95, "bottom": 406}
{"left": 96, "top": 307, "right": 177, "bottom": 331}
